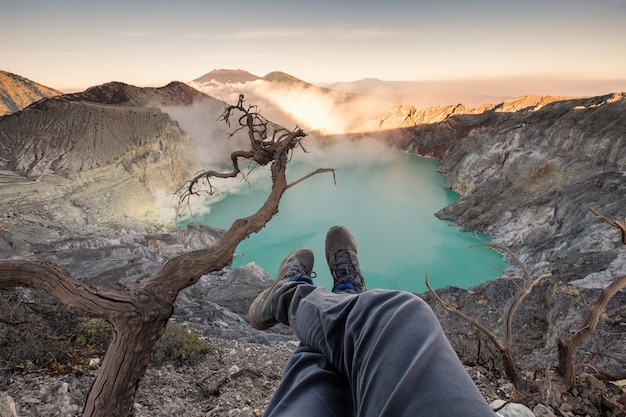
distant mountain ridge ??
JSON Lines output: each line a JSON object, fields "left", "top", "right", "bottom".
{"left": 194, "top": 68, "right": 260, "bottom": 84}
{"left": 194, "top": 68, "right": 314, "bottom": 89}
{"left": 359, "top": 95, "right": 573, "bottom": 132}
{"left": 190, "top": 68, "right": 358, "bottom": 133}
{"left": 0, "top": 70, "right": 61, "bottom": 115}
{"left": 62, "top": 80, "right": 206, "bottom": 107}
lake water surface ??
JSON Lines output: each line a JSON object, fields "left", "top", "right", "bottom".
{"left": 183, "top": 142, "right": 505, "bottom": 293}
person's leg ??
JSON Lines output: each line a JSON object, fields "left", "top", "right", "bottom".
{"left": 278, "top": 286, "right": 496, "bottom": 417}
{"left": 250, "top": 226, "right": 493, "bottom": 417}
{"left": 258, "top": 230, "right": 363, "bottom": 417}
{"left": 263, "top": 345, "right": 354, "bottom": 417}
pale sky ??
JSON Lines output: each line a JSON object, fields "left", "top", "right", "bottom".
{"left": 2, "top": 0, "right": 626, "bottom": 92}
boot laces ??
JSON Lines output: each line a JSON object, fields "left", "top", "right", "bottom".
{"left": 284, "top": 261, "right": 316, "bottom": 282}
{"left": 333, "top": 249, "right": 360, "bottom": 283}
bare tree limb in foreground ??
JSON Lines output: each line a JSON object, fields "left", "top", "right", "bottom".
{"left": 0, "top": 96, "right": 335, "bottom": 417}
{"left": 556, "top": 275, "right": 626, "bottom": 385}
{"left": 426, "top": 243, "right": 551, "bottom": 392}
{"left": 589, "top": 207, "right": 626, "bottom": 245}
{"left": 427, "top": 207, "right": 626, "bottom": 411}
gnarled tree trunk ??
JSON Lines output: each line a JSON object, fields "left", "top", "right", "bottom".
{"left": 0, "top": 98, "right": 333, "bottom": 416}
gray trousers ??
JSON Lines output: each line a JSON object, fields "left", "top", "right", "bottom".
{"left": 264, "top": 286, "right": 496, "bottom": 417}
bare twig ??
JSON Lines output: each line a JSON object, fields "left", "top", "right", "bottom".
{"left": 287, "top": 168, "right": 337, "bottom": 189}
{"left": 426, "top": 242, "right": 551, "bottom": 392}
{"left": 557, "top": 274, "right": 626, "bottom": 386}
{"left": 589, "top": 207, "right": 626, "bottom": 244}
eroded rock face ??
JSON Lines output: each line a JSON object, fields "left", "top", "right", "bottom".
{"left": 0, "top": 82, "right": 204, "bottom": 182}
{"left": 0, "top": 81, "right": 235, "bottom": 236}
{"left": 380, "top": 93, "right": 626, "bottom": 285}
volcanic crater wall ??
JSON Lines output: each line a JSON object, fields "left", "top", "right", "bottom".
{"left": 382, "top": 93, "right": 626, "bottom": 286}
{"left": 0, "top": 82, "right": 209, "bottom": 238}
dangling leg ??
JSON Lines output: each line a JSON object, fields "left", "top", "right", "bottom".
{"left": 263, "top": 345, "right": 354, "bottom": 417}
{"left": 249, "top": 226, "right": 494, "bottom": 417}
{"left": 255, "top": 227, "right": 366, "bottom": 417}
{"left": 282, "top": 287, "right": 495, "bottom": 417}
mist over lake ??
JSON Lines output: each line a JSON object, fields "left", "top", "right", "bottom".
{"left": 183, "top": 140, "right": 505, "bottom": 294}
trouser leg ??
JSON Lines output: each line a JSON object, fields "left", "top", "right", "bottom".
{"left": 278, "top": 286, "right": 495, "bottom": 417}
{"left": 264, "top": 344, "right": 354, "bottom": 417}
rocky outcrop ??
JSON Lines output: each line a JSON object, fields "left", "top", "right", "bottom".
{"left": 377, "top": 93, "right": 626, "bottom": 288}
{"left": 0, "top": 81, "right": 206, "bottom": 180}
{"left": 0, "top": 70, "right": 61, "bottom": 116}
{"left": 360, "top": 102, "right": 487, "bottom": 132}
{"left": 0, "top": 81, "right": 231, "bottom": 236}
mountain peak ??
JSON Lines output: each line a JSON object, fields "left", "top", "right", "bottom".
{"left": 0, "top": 70, "right": 61, "bottom": 115}
{"left": 194, "top": 69, "right": 260, "bottom": 84}
{"left": 261, "top": 71, "right": 305, "bottom": 85}
{"left": 193, "top": 69, "right": 309, "bottom": 87}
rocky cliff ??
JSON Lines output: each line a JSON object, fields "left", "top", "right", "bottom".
{"left": 374, "top": 93, "right": 626, "bottom": 289}
{"left": 0, "top": 81, "right": 233, "bottom": 245}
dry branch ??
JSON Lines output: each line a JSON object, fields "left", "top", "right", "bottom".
{"left": 428, "top": 214, "right": 625, "bottom": 402}
{"left": 589, "top": 207, "right": 626, "bottom": 245}
{"left": 426, "top": 242, "right": 551, "bottom": 392}
{"left": 0, "top": 95, "right": 335, "bottom": 417}
{"left": 557, "top": 274, "right": 626, "bottom": 386}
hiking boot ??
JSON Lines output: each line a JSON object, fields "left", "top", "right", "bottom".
{"left": 325, "top": 226, "right": 367, "bottom": 294}
{"left": 248, "top": 248, "right": 315, "bottom": 330}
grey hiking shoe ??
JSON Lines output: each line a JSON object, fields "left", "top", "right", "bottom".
{"left": 248, "top": 248, "right": 315, "bottom": 330}
{"left": 325, "top": 226, "right": 367, "bottom": 294}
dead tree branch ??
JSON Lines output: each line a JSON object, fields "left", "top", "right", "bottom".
{"left": 288, "top": 168, "right": 337, "bottom": 189}
{"left": 0, "top": 95, "right": 335, "bottom": 417}
{"left": 557, "top": 274, "right": 626, "bottom": 386}
{"left": 589, "top": 207, "right": 626, "bottom": 244}
{"left": 426, "top": 242, "right": 551, "bottom": 392}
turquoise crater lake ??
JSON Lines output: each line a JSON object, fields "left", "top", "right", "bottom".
{"left": 182, "top": 141, "right": 505, "bottom": 294}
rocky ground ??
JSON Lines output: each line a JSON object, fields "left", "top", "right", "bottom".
{"left": 0, "top": 222, "right": 624, "bottom": 416}
{"left": 1, "top": 337, "right": 297, "bottom": 417}
{"left": 0, "top": 333, "right": 530, "bottom": 417}
{"left": 1, "top": 295, "right": 624, "bottom": 417}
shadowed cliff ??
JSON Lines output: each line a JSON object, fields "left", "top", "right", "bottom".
{"left": 365, "top": 93, "right": 626, "bottom": 287}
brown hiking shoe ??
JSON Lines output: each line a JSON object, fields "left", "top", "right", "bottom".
{"left": 325, "top": 226, "right": 367, "bottom": 294}
{"left": 248, "top": 248, "right": 315, "bottom": 330}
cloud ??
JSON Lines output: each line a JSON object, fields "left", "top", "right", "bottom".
{"left": 160, "top": 97, "right": 251, "bottom": 169}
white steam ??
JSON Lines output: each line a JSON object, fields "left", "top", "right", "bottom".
{"left": 142, "top": 80, "right": 400, "bottom": 226}
{"left": 190, "top": 79, "right": 387, "bottom": 135}
{"left": 160, "top": 97, "right": 250, "bottom": 169}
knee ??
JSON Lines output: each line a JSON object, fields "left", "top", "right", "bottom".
{"left": 354, "top": 289, "right": 437, "bottom": 323}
